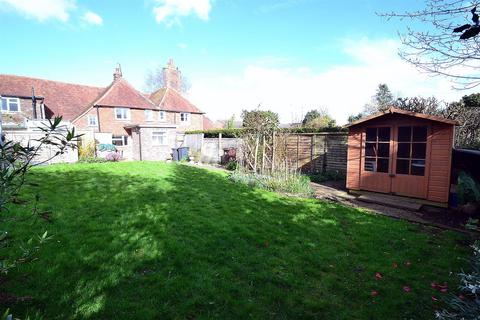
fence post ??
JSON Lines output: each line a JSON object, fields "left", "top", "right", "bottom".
{"left": 218, "top": 133, "right": 223, "bottom": 162}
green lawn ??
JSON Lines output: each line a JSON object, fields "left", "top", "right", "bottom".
{"left": 2, "top": 162, "right": 470, "bottom": 319}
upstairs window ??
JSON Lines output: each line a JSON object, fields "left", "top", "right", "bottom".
{"left": 145, "top": 109, "right": 154, "bottom": 121}
{"left": 87, "top": 115, "right": 98, "bottom": 127}
{"left": 159, "top": 111, "right": 166, "bottom": 121}
{"left": 112, "top": 135, "right": 128, "bottom": 146}
{"left": 152, "top": 131, "right": 167, "bottom": 145}
{"left": 115, "top": 108, "right": 130, "bottom": 120}
{"left": 180, "top": 112, "right": 190, "bottom": 123}
{"left": 1, "top": 97, "right": 20, "bottom": 112}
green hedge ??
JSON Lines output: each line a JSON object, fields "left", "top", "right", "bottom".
{"left": 186, "top": 127, "right": 347, "bottom": 138}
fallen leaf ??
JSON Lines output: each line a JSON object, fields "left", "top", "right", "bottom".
{"left": 459, "top": 294, "right": 465, "bottom": 300}
{"left": 440, "top": 288, "right": 448, "bottom": 293}
{"left": 431, "top": 282, "right": 437, "bottom": 289}
{"left": 375, "top": 272, "right": 383, "bottom": 280}
{"left": 432, "top": 296, "right": 438, "bottom": 301}
{"left": 405, "top": 261, "right": 411, "bottom": 267}
{"left": 403, "top": 286, "right": 411, "bottom": 293}
{"left": 392, "top": 262, "right": 398, "bottom": 268}
{"left": 371, "top": 290, "right": 379, "bottom": 297}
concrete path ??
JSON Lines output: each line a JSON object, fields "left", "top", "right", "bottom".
{"left": 310, "top": 182, "right": 468, "bottom": 233}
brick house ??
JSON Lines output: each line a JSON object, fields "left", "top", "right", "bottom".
{"left": 0, "top": 61, "right": 208, "bottom": 161}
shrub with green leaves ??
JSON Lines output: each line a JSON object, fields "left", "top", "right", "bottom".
{"left": 457, "top": 171, "right": 480, "bottom": 205}
{"left": 230, "top": 170, "right": 314, "bottom": 198}
{"left": 225, "top": 160, "right": 239, "bottom": 171}
{"left": 309, "top": 170, "right": 346, "bottom": 183}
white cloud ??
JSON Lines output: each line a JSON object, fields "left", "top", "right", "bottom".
{"left": 187, "top": 38, "right": 476, "bottom": 125}
{"left": 82, "top": 10, "right": 103, "bottom": 26}
{"left": 177, "top": 42, "right": 188, "bottom": 49}
{"left": 153, "top": 0, "right": 212, "bottom": 26}
{"left": 0, "top": 0, "right": 76, "bottom": 22}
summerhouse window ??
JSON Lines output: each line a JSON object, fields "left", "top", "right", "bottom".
{"left": 364, "top": 127, "right": 390, "bottom": 173}
{"left": 396, "top": 126, "right": 427, "bottom": 176}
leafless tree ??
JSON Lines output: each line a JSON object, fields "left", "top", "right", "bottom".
{"left": 144, "top": 65, "right": 192, "bottom": 93}
{"left": 381, "top": 0, "right": 480, "bottom": 89}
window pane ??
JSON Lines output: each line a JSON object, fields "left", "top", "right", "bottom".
{"left": 1, "top": 98, "right": 7, "bottom": 110}
{"left": 9, "top": 102, "right": 18, "bottom": 111}
{"left": 412, "top": 143, "right": 426, "bottom": 159}
{"left": 411, "top": 160, "right": 425, "bottom": 176}
{"left": 116, "top": 109, "right": 122, "bottom": 118}
{"left": 378, "top": 127, "right": 390, "bottom": 142}
{"left": 397, "top": 143, "right": 411, "bottom": 158}
{"left": 366, "top": 128, "right": 377, "bottom": 142}
{"left": 396, "top": 159, "right": 410, "bottom": 175}
{"left": 377, "top": 158, "right": 389, "bottom": 173}
{"left": 413, "top": 126, "right": 427, "bottom": 142}
{"left": 378, "top": 143, "right": 390, "bottom": 158}
{"left": 365, "top": 158, "right": 376, "bottom": 172}
{"left": 398, "top": 126, "right": 411, "bottom": 142}
{"left": 365, "top": 143, "right": 376, "bottom": 157}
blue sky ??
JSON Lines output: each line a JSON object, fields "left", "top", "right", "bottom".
{"left": 0, "top": 0, "right": 471, "bottom": 124}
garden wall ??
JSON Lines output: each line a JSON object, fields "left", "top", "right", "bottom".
{"left": 4, "top": 130, "right": 78, "bottom": 164}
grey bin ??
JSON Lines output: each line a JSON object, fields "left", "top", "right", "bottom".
{"left": 178, "top": 147, "right": 189, "bottom": 161}
{"left": 171, "top": 148, "right": 179, "bottom": 161}
{"left": 171, "top": 147, "right": 189, "bottom": 161}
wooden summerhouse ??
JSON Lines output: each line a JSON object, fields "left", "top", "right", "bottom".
{"left": 346, "top": 108, "right": 458, "bottom": 206}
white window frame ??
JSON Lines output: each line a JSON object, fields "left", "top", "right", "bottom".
{"left": 180, "top": 112, "right": 190, "bottom": 123}
{"left": 152, "top": 131, "right": 167, "bottom": 145}
{"left": 159, "top": 110, "right": 166, "bottom": 122}
{"left": 1, "top": 97, "right": 21, "bottom": 113}
{"left": 115, "top": 107, "right": 130, "bottom": 120}
{"left": 144, "top": 109, "right": 154, "bottom": 122}
{"left": 87, "top": 115, "right": 98, "bottom": 127}
{"left": 112, "top": 135, "right": 128, "bottom": 146}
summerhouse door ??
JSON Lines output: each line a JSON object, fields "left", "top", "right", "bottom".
{"left": 359, "top": 126, "right": 392, "bottom": 193}
{"left": 359, "top": 124, "right": 431, "bottom": 199}
{"left": 390, "top": 125, "right": 430, "bottom": 199}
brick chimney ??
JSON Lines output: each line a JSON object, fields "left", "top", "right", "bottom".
{"left": 113, "top": 63, "right": 122, "bottom": 81}
{"left": 162, "top": 59, "right": 182, "bottom": 91}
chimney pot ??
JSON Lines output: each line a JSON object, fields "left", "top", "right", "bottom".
{"left": 113, "top": 63, "right": 122, "bottom": 80}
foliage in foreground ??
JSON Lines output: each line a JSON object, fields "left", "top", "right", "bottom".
{"left": 436, "top": 241, "right": 480, "bottom": 320}
{"left": 230, "top": 170, "right": 314, "bottom": 198}
{"left": 1, "top": 117, "right": 80, "bottom": 319}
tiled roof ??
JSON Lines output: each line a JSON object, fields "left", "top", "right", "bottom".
{"left": 94, "top": 78, "right": 156, "bottom": 109}
{"left": 203, "top": 116, "right": 215, "bottom": 130}
{"left": 149, "top": 87, "right": 204, "bottom": 114}
{"left": 0, "top": 74, "right": 104, "bottom": 121}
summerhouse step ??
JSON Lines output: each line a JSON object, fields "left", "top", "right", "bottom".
{"left": 357, "top": 194, "right": 423, "bottom": 211}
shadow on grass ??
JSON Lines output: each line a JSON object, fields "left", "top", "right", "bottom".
{"left": 2, "top": 162, "right": 469, "bottom": 319}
